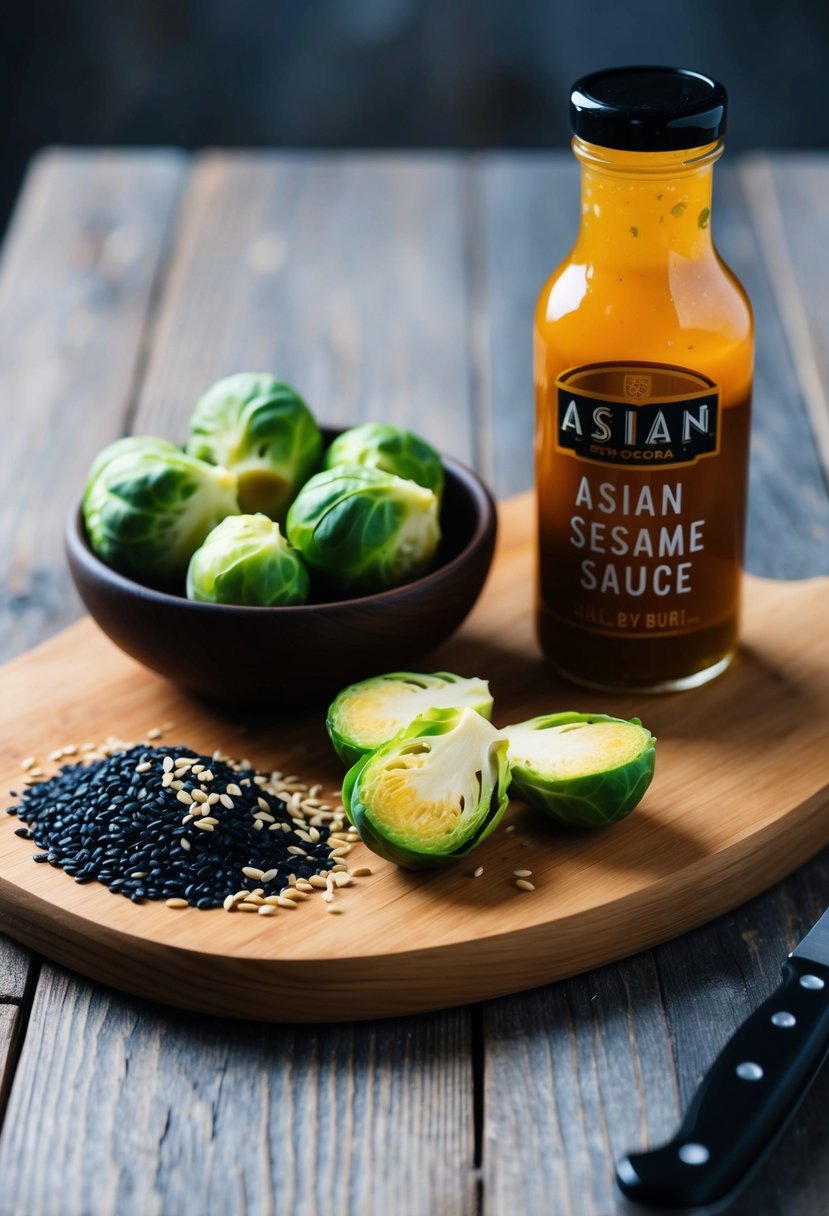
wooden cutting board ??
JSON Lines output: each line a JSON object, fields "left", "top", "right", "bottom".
{"left": 1, "top": 494, "right": 827, "bottom": 1022}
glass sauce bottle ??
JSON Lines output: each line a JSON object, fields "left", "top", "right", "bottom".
{"left": 535, "top": 67, "right": 753, "bottom": 692}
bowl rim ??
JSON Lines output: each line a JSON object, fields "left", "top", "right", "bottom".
{"left": 67, "top": 450, "right": 497, "bottom": 616}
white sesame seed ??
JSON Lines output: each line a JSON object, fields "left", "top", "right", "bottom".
{"left": 280, "top": 888, "right": 307, "bottom": 902}
{"left": 264, "top": 896, "right": 281, "bottom": 906}
{"left": 260, "top": 868, "right": 278, "bottom": 884}
{"left": 287, "top": 846, "right": 306, "bottom": 856}
{"left": 219, "top": 793, "right": 234, "bottom": 810}
{"left": 207, "top": 793, "right": 220, "bottom": 805}
{"left": 473, "top": 866, "right": 484, "bottom": 878}
{"left": 238, "top": 902, "right": 259, "bottom": 913}
{"left": 135, "top": 762, "right": 151, "bottom": 773}
{"left": 62, "top": 745, "right": 78, "bottom": 756}
{"left": 48, "top": 748, "right": 64, "bottom": 762}
{"left": 191, "top": 763, "right": 204, "bottom": 775}
{"left": 162, "top": 772, "right": 174, "bottom": 788}
{"left": 515, "top": 879, "right": 535, "bottom": 891}
{"left": 222, "top": 895, "right": 236, "bottom": 911}
{"left": 226, "top": 783, "right": 242, "bottom": 797}
{"left": 194, "top": 820, "right": 214, "bottom": 832}
{"left": 176, "top": 789, "right": 193, "bottom": 806}
{"left": 309, "top": 875, "right": 329, "bottom": 888}
{"left": 276, "top": 896, "right": 298, "bottom": 909}
{"left": 258, "top": 905, "right": 277, "bottom": 916}
{"left": 351, "top": 866, "right": 372, "bottom": 877}
{"left": 513, "top": 869, "right": 533, "bottom": 878}
{"left": 162, "top": 756, "right": 174, "bottom": 772}
{"left": 242, "top": 866, "right": 264, "bottom": 881}
{"left": 147, "top": 727, "right": 162, "bottom": 740}
{"left": 199, "top": 770, "right": 214, "bottom": 783}
{"left": 130, "top": 871, "right": 147, "bottom": 879}
{"left": 180, "top": 838, "right": 191, "bottom": 851}
{"left": 166, "top": 898, "right": 189, "bottom": 909}
{"left": 253, "top": 821, "right": 264, "bottom": 831}
{"left": 505, "top": 824, "right": 516, "bottom": 833}
{"left": 333, "top": 873, "right": 352, "bottom": 888}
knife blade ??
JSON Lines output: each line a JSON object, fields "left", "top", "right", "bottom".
{"left": 615, "top": 906, "right": 829, "bottom": 1211}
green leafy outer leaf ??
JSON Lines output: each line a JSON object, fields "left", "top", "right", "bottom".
{"left": 343, "top": 707, "right": 510, "bottom": 870}
{"left": 82, "top": 437, "right": 240, "bottom": 581}
{"left": 326, "top": 671, "right": 493, "bottom": 766}
{"left": 186, "top": 513, "right": 309, "bottom": 606}
{"left": 286, "top": 465, "right": 441, "bottom": 593}
{"left": 324, "top": 423, "right": 444, "bottom": 502}
{"left": 503, "top": 711, "right": 656, "bottom": 828}
{"left": 186, "top": 373, "right": 322, "bottom": 522}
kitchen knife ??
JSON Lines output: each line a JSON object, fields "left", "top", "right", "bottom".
{"left": 615, "top": 907, "right": 829, "bottom": 1210}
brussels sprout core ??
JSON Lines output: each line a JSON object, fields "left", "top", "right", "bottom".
{"left": 343, "top": 707, "right": 510, "bottom": 869}
{"left": 187, "top": 373, "right": 322, "bottom": 521}
{"left": 82, "top": 437, "right": 240, "bottom": 582}
{"left": 504, "top": 712, "right": 655, "bottom": 828}
{"left": 186, "top": 514, "right": 309, "bottom": 606}
{"left": 327, "top": 671, "right": 493, "bottom": 766}
{"left": 324, "top": 423, "right": 444, "bottom": 501}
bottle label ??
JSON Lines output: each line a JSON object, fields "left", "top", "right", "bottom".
{"left": 538, "top": 360, "right": 742, "bottom": 641}
{"left": 555, "top": 362, "right": 719, "bottom": 469}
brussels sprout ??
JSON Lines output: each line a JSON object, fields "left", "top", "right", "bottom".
{"left": 503, "top": 712, "right": 656, "bottom": 828}
{"left": 343, "top": 707, "right": 510, "bottom": 869}
{"left": 327, "top": 671, "right": 493, "bottom": 767}
{"left": 324, "top": 423, "right": 444, "bottom": 501}
{"left": 187, "top": 373, "right": 322, "bottom": 520}
{"left": 286, "top": 465, "right": 441, "bottom": 593}
{"left": 186, "top": 514, "right": 309, "bottom": 606}
{"left": 83, "top": 437, "right": 239, "bottom": 582}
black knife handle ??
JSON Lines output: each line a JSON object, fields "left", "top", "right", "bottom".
{"left": 616, "top": 955, "right": 829, "bottom": 1210}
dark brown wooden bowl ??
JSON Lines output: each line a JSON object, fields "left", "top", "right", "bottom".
{"left": 65, "top": 444, "right": 497, "bottom": 702}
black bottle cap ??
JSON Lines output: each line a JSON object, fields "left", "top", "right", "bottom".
{"left": 570, "top": 66, "right": 727, "bottom": 152}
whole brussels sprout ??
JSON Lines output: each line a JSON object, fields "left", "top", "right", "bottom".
{"left": 327, "top": 671, "right": 493, "bottom": 767}
{"left": 187, "top": 373, "right": 322, "bottom": 521}
{"left": 503, "top": 712, "right": 656, "bottom": 828}
{"left": 186, "top": 514, "right": 309, "bottom": 606}
{"left": 286, "top": 465, "right": 441, "bottom": 593}
{"left": 324, "top": 423, "right": 444, "bottom": 501}
{"left": 343, "top": 707, "right": 510, "bottom": 869}
{"left": 83, "top": 437, "right": 239, "bottom": 583}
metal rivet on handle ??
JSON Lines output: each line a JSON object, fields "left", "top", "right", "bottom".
{"left": 771, "top": 1011, "right": 796, "bottom": 1028}
{"left": 736, "top": 1061, "right": 764, "bottom": 1081}
{"left": 678, "top": 1143, "right": 710, "bottom": 1165}
{"left": 799, "top": 975, "right": 825, "bottom": 991}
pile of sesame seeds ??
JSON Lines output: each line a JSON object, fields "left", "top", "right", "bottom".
{"left": 7, "top": 739, "right": 370, "bottom": 916}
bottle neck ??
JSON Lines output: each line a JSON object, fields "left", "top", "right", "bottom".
{"left": 573, "top": 137, "right": 721, "bottom": 264}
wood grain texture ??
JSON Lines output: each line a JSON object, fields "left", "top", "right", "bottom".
{"left": 0, "top": 965, "right": 474, "bottom": 1216}
{"left": 0, "top": 1006, "right": 20, "bottom": 1124}
{"left": 740, "top": 153, "right": 829, "bottom": 486}
{"left": 0, "top": 496, "right": 827, "bottom": 1021}
{"left": 133, "top": 152, "right": 475, "bottom": 466}
{"left": 0, "top": 148, "right": 185, "bottom": 662}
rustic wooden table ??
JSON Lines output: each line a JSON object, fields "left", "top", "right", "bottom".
{"left": 0, "top": 150, "right": 827, "bottom": 1216}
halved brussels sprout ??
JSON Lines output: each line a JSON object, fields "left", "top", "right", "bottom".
{"left": 503, "top": 712, "right": 655, "bottom": 828}
{"left": 327, "top": 671, "right": 493, "bottom": 766}
{"left": 186, "top": 514, "right": 309, "bottom": 606}
{"left": 324, "top": 423, "right": 444, "bottom": 501}
{"left": 83, "top": 437, "right": 239, "bottom": 582}
{"left": 286, "top": 465, "right": 441, "bottom": 593}
{"left": 187, "top": 373, "right": 322, "bottom": 520}
{"left": 343, "top": 707, "right": 510, "bottom": 869}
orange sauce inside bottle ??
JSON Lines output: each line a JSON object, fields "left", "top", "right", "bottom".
{"left": 535, "top": 139, "right": 753, "bottom": 691}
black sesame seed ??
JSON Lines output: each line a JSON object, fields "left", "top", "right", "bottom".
{"left": 9, "top": 744, "right": 335, "bottom": 910}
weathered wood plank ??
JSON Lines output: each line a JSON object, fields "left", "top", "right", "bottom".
{"left": 0, "top": 1006, "right": 20, "bottom": 1122}
{"left": 718, "top": 162, "right": 829, "bottom": 577}
{"left": 740, "top": 153, "right": 829, "bottom": 486}
{"left": 134, "top": 152, "right": 475, "bottom": 466}
{"left": 0, "top": 148, "right": 185, "bottom": 661}
{"left": 0, "top": 936, "right": 30, "bottom": 1004}
{"left": 0, "top": 148, "right": 185, "bottom": 1061}
{"left": 0, "top": 967, "right": 474, "bottom": 1216}
{"left": 483, "top": 954, "right": 679, "bottom": 1216}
